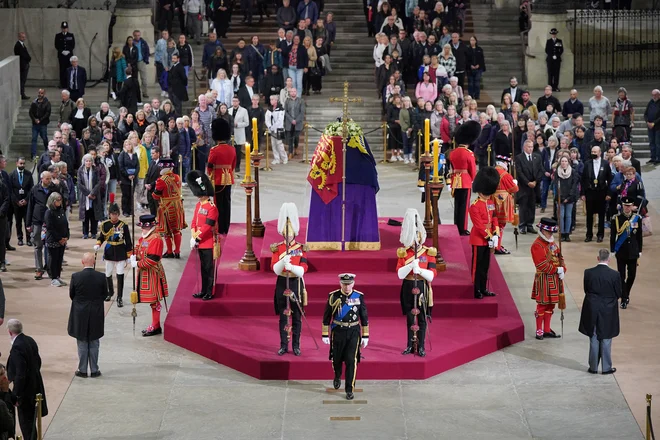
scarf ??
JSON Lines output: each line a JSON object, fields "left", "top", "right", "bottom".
{"left": 85, "top": 167, "right": 94, "bottom": 211}
{"left": 557, "top": 165, "right": 572, "bottom": 179}
{"left": 620, "top": 178, "right": 634, "bottom": 197}
{"left": 614, "top": 98, "right": 631, "bottom": 115}
{"left": 538, "top": 230, "right": 554, "bottom": 242}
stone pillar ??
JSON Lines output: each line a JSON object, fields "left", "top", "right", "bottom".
{"left": 525, "top": 0, "right": 574, "bottom": 90}
{"left": 113, "top": 0, "right": 155, "bottom": 95}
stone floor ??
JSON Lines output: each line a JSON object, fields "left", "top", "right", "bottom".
{"left": 4, "top": 82, "right": 657, "bottom": 439}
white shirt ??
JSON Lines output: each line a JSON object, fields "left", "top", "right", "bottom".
{"left": 549, "top": 148, "right": 555, "bottom": 164}
{"left": 510, "top": 87, "right": 518, "bottom": 101}
{"left": 246, "top": 86, "right": 254, "bottom": 99}
{"left": 593, "top": 158, "right": 601, "bottom": 178}
{"left": 526, "top": 153, "right": 532, "bottom": 161}
{"left": 10, "top": 335, "right": 18, "bottom": 346}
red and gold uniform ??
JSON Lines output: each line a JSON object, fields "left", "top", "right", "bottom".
{"left": 135, "top": 229, "right": 169, "bottom": 333}
{"left": 271, "top": 240, "right": 309, "bottom": 353}
{"left": 531, "top": 234, "right": 566, "bottom": 338}
{"left": 152, "top": 169, "right": 187, "bottom": 256}
{"left": 191, "top": 198, "right": 219, "bottom": 299}
{"left": 396, "top": 246, "right": 437, "bottom": 352}
{"left": 493, "top": 164, "right": 519, "bottom": 252}
{"left": 449, "top": 145, "right": 477, "bottom": 235}
{"left": 469, "top": 195, "right": 499, "bottom": 298}
{"left": 207, "top": 142, "right": 236, "bottom": 235}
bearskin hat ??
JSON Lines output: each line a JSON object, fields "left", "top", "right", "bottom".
{"left": 108, "top": 203, "right": 120, "bottom": 215}
{"left": 454, "top": 120, "right": 481, "bottom": 146}
{"left": 212, "top": 118, "right": 231, "bottom": 142}
{"left": 186, "top": 170, "right": 214, "bottom": 198}
{"left": 472, "top": 166, "right": 500, "bottom": 196}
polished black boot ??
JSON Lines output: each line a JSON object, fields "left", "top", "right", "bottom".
{"left": 417, "top": 347, "right": 427, "bottom": 357}
{"left": 277, "top": 347, "right": 288, "bottom": 356}
{"left": 401, "top": 346, "right": 413, "bottom": 355}
{"left": 474, "top": 291, "right": 484, "bottom": 299}
{"left": 116, "top": 274, "right": 124, "bottom": 308}
{"left": 105, "top": 276, "right": 114, "bottom": 301}
{"left": 620, "top": 298, "right": 629, "bottom": 309}
{"left": 333, "top": 377, "right": 341, "bottom": 389}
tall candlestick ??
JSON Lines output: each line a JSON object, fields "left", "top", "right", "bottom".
{"left": 424, "top": 118, "right": 430, "bottom": 155}
{"left": 432, "top": 139, "right": 439, "bottom": 182}
{"left": 251, "top": 118, "right": 258, "bottom": 152}
{"left": 245, "top": 143, "right": 252, "bottom": 181}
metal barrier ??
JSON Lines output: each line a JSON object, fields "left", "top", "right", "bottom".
{"left": 301, "top": 123, "right": 310, "bottom": 163}
{"left": 648, "top": 394, "right": 656, "bottom": 440}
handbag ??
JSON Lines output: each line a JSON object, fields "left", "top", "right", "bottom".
{"left": 642, "top": 215, "right": 652, "bottom": 237}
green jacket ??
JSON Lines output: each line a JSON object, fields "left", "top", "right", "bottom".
{"left": 400, "top": 108, "right": 411, "bottom": 132}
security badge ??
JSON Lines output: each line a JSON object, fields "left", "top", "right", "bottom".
{"left": 18, "top": 189, "right": 24, "bottom": 195}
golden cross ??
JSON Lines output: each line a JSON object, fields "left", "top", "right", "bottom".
{"left": 329, "top": 81, "right": 362, "bottom": 143}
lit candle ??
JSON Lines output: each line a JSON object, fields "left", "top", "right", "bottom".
{"left": 245, "top": 143, "right": 251, "bottom": 181}
{"left": 251, "top": 118, "right": 258, "bottom": 152}
{"left": 424, "top": 118, "right": 430, "bottom": 155}
{"left": 432, "top": 139, "right": 439, "bottom": 182}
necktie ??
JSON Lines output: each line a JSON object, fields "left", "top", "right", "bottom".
{"left": 527, "top": 154, "right": 531, "bottom": 162}
{"left": 73, "top": 69, "right": 77, "bottom": 89}
{"left": 18, "top": 171, "right": 23, "bottom": 185}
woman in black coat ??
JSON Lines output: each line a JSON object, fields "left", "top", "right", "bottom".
{"left": 493, "top": 121, "right": 513, "bottom": 159}
{"left": 122, "top": 36, "right": 139, "bottom": 79}
{"left": 44, "top": 192, "right": 69, "bottom": 287}
{"left": 466, "top": 36, "right": 486, "bottom": 100}
{"left": 117, "top": 141, "right": 140, "bottom": 217}
{"left": 386, "top": 95, "right": 403, "bottom": 162}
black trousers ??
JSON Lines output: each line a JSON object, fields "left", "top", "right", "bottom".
{"left": 214, "top": 185, "right": 232, "bottom": 235}
{"left": 585, "top": 190, "right": 606, "bottom": 238}
{"left": 214, "top": 15, "right": 230, "bottom": 38}
{"left": 20, "top": 63, "right": 29, "bottom": 96}
{"left": 547, "top": 59, "right": 561, "bottom": 91}
{"left": 405, "top": 309, "right": 427, "bottom": 350}
{"left": 120, "top": 183, "right": 134, "bottom": 216}
{"left": 18, "top": 399, "right": 36, "bottom": 440}
{"left": 453, "top": 188, "right": 469, "bottom": 234}
{"left": 234, "top": 143, "right": 243, "bottom": 171}
{"left": 147, "top": 193, "right": 158, "bottom": 216}
{"left": 517, "top": 187, "right": 536, "bottom": 228}
{"left": 5, "top": 205, "right": 13, "bottom": 246}
{"left": 198, "top": 248, "right": 215, "bottom": 296}
{"left": 240, "top": 0, "right": 253, "bottom": 22}
{"left": 48, "top": 245, "right": 65, "bottom": 280}
{"left": 58, "top": 55, "right": 71, "bottom": 88}
{"left": 331, "top": 327, "right": 360, "bottom": 393}
{"left": 472, "top": 245, "right": 491, "bottom": 294}
{"left": 0, "top": 216, "right": 6, "bottom": 264}
{"left": 83, "top": 208, "right": 97, "bottom": 236}
{"left": 14, "top": 204, "right": 28, "bottom": 241}
{"left": 278, "top": 305, "right": 302, "bottom": 350}
{"left": 616, "top": 256, "right": 637, "bottom": 301}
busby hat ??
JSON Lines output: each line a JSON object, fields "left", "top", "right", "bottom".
{"left": 212, "top": 118, "right": 231, "bottom": 142}
{"left": 137, "top": 214, "right": 157, "bottom": 228}
{"left": 549, "top": 28, "right": 558, "bottom": 35}
{"left": 454, "top": 120, "right": 481, "bottom": 146}
{"left": 186, "top": 170, "right": 214, "bottom": 197}
{"left": 277, "top": 202, "right": 300, "bottom": 236}
{"left": 61, "top": 21, "right": 69, "bottom": 28}
{"left": 108, "top": 203, "right": 120, "bottom": 215}
{"left": 621, "top": 196, "right": 635, "bottom": 206}
{"left": 339, "top": 273, "right": 356, "bottom": 284}
{"left": 472, "top": 166, "right": 500, "bottom": 196}
{"left": 537, "top": 217, "right": 558, "bottom": 232}
{"left": 159, "top": 158, "right": 175, "bottom": 169}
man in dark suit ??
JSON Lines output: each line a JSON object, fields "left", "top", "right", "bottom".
{"left": 237, "top": 75, "right": 257, "bottom": 110}
{"left": 14, "top": 32, "right": 31, "bottom": 100}
{"left": 581, "top": 145, "right": 612, "bottom": 243}
{"left": 450, "top": 33, "right": 469, "bottom": 88}
{"left": 68, "top": 253, "right": 107, "bottom": 378}
{"left": 6, "top": 319, "right": 48, "bottom": 440}
{"left": 145, "top": 147, "right": 162, "bottom": 215}
{"left": 620, "top": 144, "right": 641, "bottom": 176}
{"left": 118, "top": 66, "right": 140, "bottom": 116}
{"left": 545, "top": 28, "right": 563, "bottom": 92}
{"left": 65, "top": 56, "right": 87, "bottom": 102}
{"left": 168, "top": 53, "right": 188, "bottom": 116}
{"left": 501, "top": 76, "right": 524, "bottom": 105}
{"left": 579, "top": 249, "right": 621, "bottom": 375}
{"left": 9, "top": 157, "right": 33, "bottom": 247}
{"left": 515, "top": 140, "right": 543, "bottom": 234}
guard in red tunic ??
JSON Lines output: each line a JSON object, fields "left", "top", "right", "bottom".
{"left": 271, "top": 203, "right": 309, "bottom": 356}
{"left": 187, "top": 170, "right": 219, "bottom": 301}
{"left": 469, "top": 166, "right": 500, "bottom": 299}
{"left": 396, "top": 208, "right": 437, "bottom": 357}
{"left": 493, "top": 156, "right": 519, "bottom": 255}
{"left": 130, "top": 214, "right": 169, "bottom": 337}
{"left": 531, "top": 217, "right": 566, "bottom": 340}
{"left": 152, "top": 158, "right": 187, "bottom": 259}
{"left": 449, "top": 120, "right": 479, "bottom": 236}
{"left": 206, "top": 118, "right": 236, "bottom": 236}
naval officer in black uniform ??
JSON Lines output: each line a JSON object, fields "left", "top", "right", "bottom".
{"left": 545, "top": 28, "right": 563, "bottom": 92}
{"left": 55, "top": 22, "right": 76, "bottom": 89}
{"left": 610, "top": 197, "right": 643, "bottom": 310}
{"left": 322, "top": 273, "right": 369, "bottom": 401}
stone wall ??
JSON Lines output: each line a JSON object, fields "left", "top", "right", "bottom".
{"left": 0, "top": 57, "right": 21, "bottom": 153}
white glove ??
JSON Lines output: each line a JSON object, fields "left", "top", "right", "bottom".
{"left": 283, "top": 254, "right": 292, "bottom": 264}
{"left": 361, "top": 339, "right": 369, "bottom": 348}
{"left": 418, "top": 186, "right": 425, "bottom": 193}
{"left": 322, "top": 337, "right": 330, "bottom": 345}
{"left": 638, "top": 252, "right": 642, "bottom": 258}
{"left": 552, "top": 55, "right": 557, "bottom": 60}
{"left": 412, "top": 265, "right": 422, "bottom": 275}
{"left": 488, "top": 239, "right": 494, "bottom": 249}
{"left": 412, "top": 258, "right": 420, "bottom": 268}
{"left": 491, "top": 235, "right": 499, "bottom": 249}
{"left": 62, "top": 50, "right": 70, "bottom": 56}
{"left": 557, "top": 267, "right": 564, "bottom": 275}
{"left": 558, "top": 272, "right": 565, "bottom": 280}
{"left": 513, "top": 179, "right": 518, "bottom": 185}
{"left": 93, "top": 244, "right": 100, "bottom": 252}
{"left": 130, "top": 255, "right": 138, "bottom": 268}
{"left": 190, "top": 238, "right": 197, "bottom": 250}
{"left": 285, "top": 262, "right": 293, "bottom": 272}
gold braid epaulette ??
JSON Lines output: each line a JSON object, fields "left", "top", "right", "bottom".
{"left": 397, "top": 247, "right": 407, "bottom": 258}
{"left": 426, "top": 246, "right": 438, "bottom": 257}
{"left": 270, "top": 242, "right": 281, "bottom": 253}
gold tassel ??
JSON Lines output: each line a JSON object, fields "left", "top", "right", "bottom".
{"left": 558, "top": 293, "right": 566, "bottom": 310}
{"left": 513, "top": 212, "right": 519, "bottom": 227}
{"left": 130, "top": 290, "right": 138, "bottom": 305}
{"left": 213, "top": 242, "right": 221, "bottom": 259}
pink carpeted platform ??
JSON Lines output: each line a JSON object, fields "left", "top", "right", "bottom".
{"left": 164, "top": 219, "right": 525, "bottom": 380}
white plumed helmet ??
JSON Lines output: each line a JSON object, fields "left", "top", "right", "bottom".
{"left": 277, "top": 202, "right": 300, "bottom": 237}
{"left": 399, "top": 208, "right": 426, "bottom": 248}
